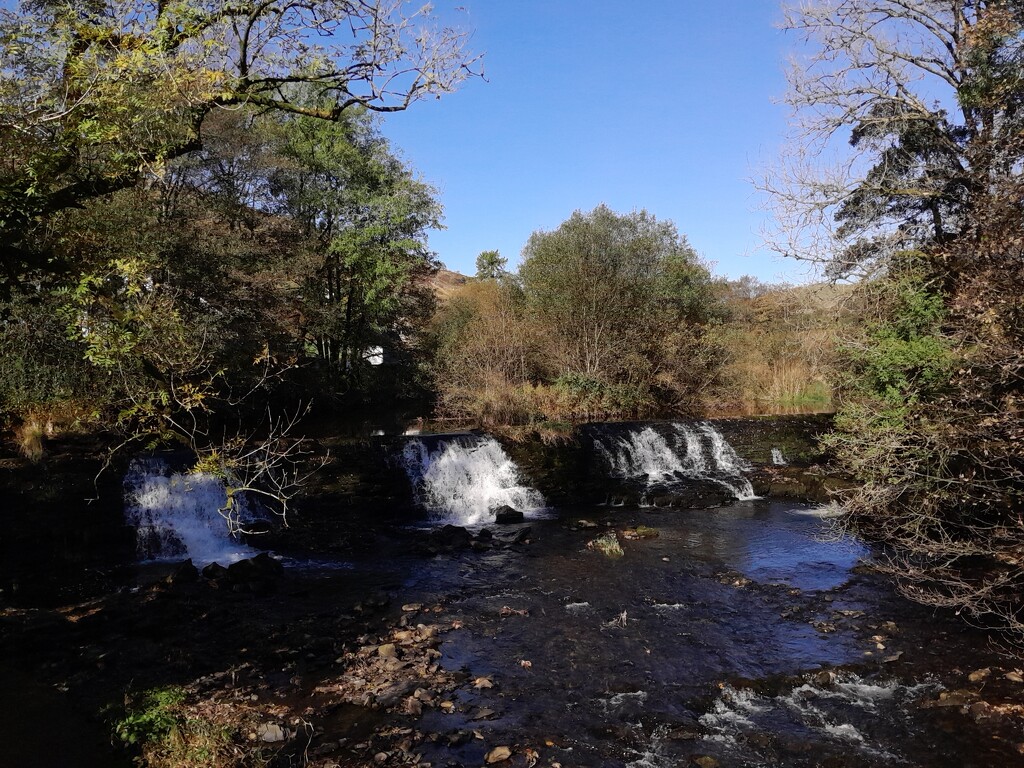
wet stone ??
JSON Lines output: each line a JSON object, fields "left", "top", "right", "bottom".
{"left": 166, "top": 558, "right": 199, "bottom": 585}
{"left": 201, "top": 561, "right": 229, "bottom": 580}
{"left": 511, "top": 526, "right": 533, "bottom": 544}
{"left": 494, "top": 506, "right": 524, "bottom": 524}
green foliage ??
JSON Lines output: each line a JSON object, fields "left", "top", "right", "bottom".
{"left": 844, "top": 263, "right": 954, "bottom": 406}
{"left": 519, "top": 205, "right": 719, "bottom": 407}
{"left": 474, "top": 250, "right": 507, "bottom": 280}
{"left": 552, "top": 373, "right": 652, "bottom": 419}
{"left": 824, "top": 261, "right": 955, "bottom": 486}
{"left": 113, "top": 686, "right": 247, "bottom": 768}
{"left": 262, "top": 105, "right": 441, "bottom": 397}
{"left": 115, "top": 686, "right": 187, "bottom": 746}
{"left": 0, "top": 292, "right": 107, "bottom": 418}
{"left": 0, "top": 0, "right": 474, "bottom": 286}
{"left": 431, "top": 206, "right": 724, "bottom": 422}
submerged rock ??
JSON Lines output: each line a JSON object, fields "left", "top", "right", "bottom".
{"left": 622, "top": 525, "right": 658, "bottom": 540}
{"left": 485, "top": 745, "right": 512, "bottom": 764}
{"left": 511, "top": 526, "right": 533, "bottom": 544}
{"left": 423, "top": 524, "right": 473, "bottom": 553}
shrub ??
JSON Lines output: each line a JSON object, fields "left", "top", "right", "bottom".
{"left": 114, "top": 686, "right": 254, "bottom": 768}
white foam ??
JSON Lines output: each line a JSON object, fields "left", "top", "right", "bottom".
{"left": 600, "top": 691, "right": 649, "bottom": 714}
{"left": 823, "top": 723, "right": 865, "bottom": 742}
{"left": 124, "top": 458, "right": 257, "bottom": 564}
{"left": 565, "top": 602, "right": 592, "bottom": 613}
{"left": 791, "top": 503, "right": 846, "bottom": 519}
{"left": 399, "top": 436, "right": 545, "bottom": 526}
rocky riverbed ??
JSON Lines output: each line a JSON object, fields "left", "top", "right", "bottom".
{"left": 4, "top": 500, "right": 1024, "bottom": 767}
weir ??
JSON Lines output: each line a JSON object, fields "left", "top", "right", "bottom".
{"left": 591, "top": 422, "right": 758, "bottom": 501}
{"left": 123, "top": 457, "right": 258, "bottom": 564}
{"left": 397, "top": 433, "right": 545, "bottom": 526}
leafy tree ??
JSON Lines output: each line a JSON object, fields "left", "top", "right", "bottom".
{"left": 0, "top": 0, "right": 477, "bottom": 291}
{"left": 518, "top": 205, "right": 719, "bottom": 414}
{"left": 261, "top": 106, "right": 442, "bottom": 396}
{"left": 520, "top": 206, "right": 707, "bottom": 375}
{"left": 474, "top": 250, "right": 507, "bottom": 280}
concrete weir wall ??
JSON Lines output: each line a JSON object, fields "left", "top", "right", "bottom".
{"left": 497, "top": 414, "right": 837, "bottom": 509}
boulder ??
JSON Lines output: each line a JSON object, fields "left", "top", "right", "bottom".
{"left": 201, "top": 561, "right": 228, "bottom": 581}
{"left": 258, "top": 723, "right": 287, "bottom": 743}
{"left": 166, "top": 559, "right": 199, "bottom": 585}
{"left": 227, "top": 552, "right": 284, "bottom": 583}
{"left": 214, "top": 552, "right": 286, "bottom": 593}
{"left": 493, "top": 506, "right": 524, "bottom": 524}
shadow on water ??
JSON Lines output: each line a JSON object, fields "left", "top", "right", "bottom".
{"left": 383, "top": 503, "right": 1012, "bottom": 767}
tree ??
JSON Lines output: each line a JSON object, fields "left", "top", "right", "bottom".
{"left": 764, "top": 0, "right": 1024, "bottom": 276}
{"left": 519, "top": 205, "right": 718, "bottom": 413}
{"left": 474, "top": 250, "right": 507, "bottom": 280}
{"left": 520, "top": 205, "right": 694, "bottom": 378}
{"left": 768, "top": 1, "right": 1024, "bottom": 637}
{"left": 429, "top": 277, "right": 536, "bottom": 423}
{"left": 0, "top": 0, "right": 478, "bottom": 289}
{"left": 261, "top": 106, "right": 441, "bottom": 395}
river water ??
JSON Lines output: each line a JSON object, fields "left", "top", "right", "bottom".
{"left": 3, "top": 424, "right": 1022, "bottom": 767}
{"left": 371, "top": 502, "right": 1013, "bottom": 768}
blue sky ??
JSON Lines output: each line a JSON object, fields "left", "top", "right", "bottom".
{"left": 382, "top": 1, "right": 809, "bottom": 283}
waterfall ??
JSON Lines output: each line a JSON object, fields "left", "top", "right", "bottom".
{"left": 594, "top": 422, "right": 757, "bottom": 501}
{"left": 593, "top": 426, "right": 687, "bottom": 482}
{"left": 124, "top": 457, "right": 258, "bottom": 564}
{"left": 772, "top": 448, "right": 787, "bottom": 465}
{"left": 398, "top": 434, "right": 545, "bottom": 526}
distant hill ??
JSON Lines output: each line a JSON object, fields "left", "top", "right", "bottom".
{"left": 427, "top": 267, "right": 470, "bottom": 301}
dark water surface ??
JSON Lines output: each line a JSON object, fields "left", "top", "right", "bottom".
{"left": 3, "top": 498, "right": 1020, "bottom": 768}
{"left": 366, "top": 501, "right": 1017, "bottom": 768}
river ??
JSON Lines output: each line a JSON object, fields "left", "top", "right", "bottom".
{"left": 2, "top": 422, "right": 1022, "bottom": 767}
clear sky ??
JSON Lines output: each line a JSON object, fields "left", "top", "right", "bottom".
{"left": 381, "top": 1, "right": 810, "bottom": 283}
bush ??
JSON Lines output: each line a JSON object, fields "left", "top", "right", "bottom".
{"left": 114, "top": 686, "right": 253, "bottom": 768}
{"left": 115, "top": 687, "right": 188, "bottom": 747}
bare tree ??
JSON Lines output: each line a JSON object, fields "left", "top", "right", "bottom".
{"left": 766, "top": 1, "right": 1024, "bottom": 641}
{"left": 761, "top": 0, "right": 1023, "bottom": 277}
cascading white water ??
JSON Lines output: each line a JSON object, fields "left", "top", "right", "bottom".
{"left": 399, "top": 435, "right": 545, "bottom": 526}
{"left": 678, "top": 425, "right": 708, "bottom": 474}
{"left": 594, "top": 426, "right": 686, "bottom": 482}
{"left": 124, "top": 458, "right": 257, "bottom": 564}
{"left": 596, "top": 422, "right": 758, "bottom": 501}
{"left": 772, "top": 447, "right": 787, "bottom": 465}
{"left": 698, "top": 423, "right": 757, "bottom": 500}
